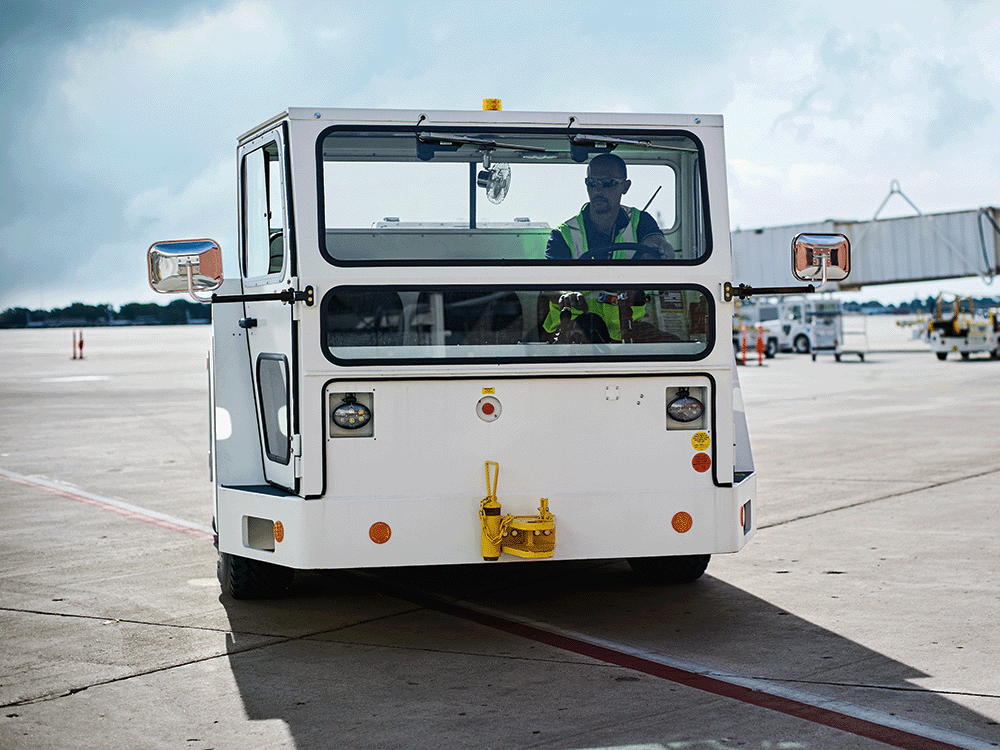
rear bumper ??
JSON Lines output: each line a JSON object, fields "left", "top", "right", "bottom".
{"left": 215, "top": 472, "right": 757, "bottom": 570}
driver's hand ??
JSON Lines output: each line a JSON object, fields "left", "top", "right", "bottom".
{"left": 557, "top": 292, "right": 588, "bottom": 314}
{"left": 641, "top": 234, "right": 675, "bottom": 260}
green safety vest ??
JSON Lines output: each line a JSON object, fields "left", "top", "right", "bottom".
{"left": 544, "top": 204, "right": 646, "bottom": 341}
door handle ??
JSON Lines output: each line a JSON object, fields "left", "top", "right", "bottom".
{"left": 238, "top": 317, "right": 258, "bottom": 329}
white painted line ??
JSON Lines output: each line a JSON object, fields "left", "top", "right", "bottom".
{"left": 0, "top": 468, "right": 213, "bottom": 540}
{"left": 454, "top": 601, "right": 997, "bottom": 750}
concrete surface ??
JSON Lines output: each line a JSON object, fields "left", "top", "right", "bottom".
{"left": 0, "top": 324, "right": 997, "bottom": 750}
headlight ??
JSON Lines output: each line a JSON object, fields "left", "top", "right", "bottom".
{"left": 333, "top": 395, "right": 372, "bottom": 430}
{"left": 667, "top": 390, "right": 704, "bottom": 423}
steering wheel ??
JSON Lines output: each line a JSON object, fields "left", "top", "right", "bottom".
{"left": 576, "top": 242, "right": 669, "bottom": 261}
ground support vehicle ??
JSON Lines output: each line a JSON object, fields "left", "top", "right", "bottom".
{"left": 928, "top": 296, "right": 1000, "bottom": 360}
{"left": 147, "top": 105, "right": 848, "bottom": 598}
{"left": 735, "top": 297, "right": 844, "bottom": 355}
{"left": 828, "top": 314, "right": 868, "bottom": 362}
{"left": 809, "top": 306, "right": 863, "bottom": 361}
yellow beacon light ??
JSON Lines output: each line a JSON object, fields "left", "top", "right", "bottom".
{"left": 483, "top": 98, "right": 502, "bottom": 111}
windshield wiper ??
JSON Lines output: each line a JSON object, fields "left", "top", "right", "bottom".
{"left": 417, "top": 132, "right": 547, "bottom": 153}
{"left": 571, "top": 134, "right": 697, "bottom": 153}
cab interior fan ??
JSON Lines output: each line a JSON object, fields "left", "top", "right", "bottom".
{"left": 477, "top": 154, "right": 510, "bottom": 204}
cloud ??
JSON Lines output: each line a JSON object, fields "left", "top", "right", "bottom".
{"left": 1, "top": 0, "right": 998, "bottom": 309}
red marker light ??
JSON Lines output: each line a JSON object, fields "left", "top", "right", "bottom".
{"left": 477, "top": 396, "right": 501, "bottom": 422}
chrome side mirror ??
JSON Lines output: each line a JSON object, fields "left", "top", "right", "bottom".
{"left": 792, "top": 233, "right": 850, "bottom": 289}
{"left": 147, "top": 239, "right": 224, "bottom": 303}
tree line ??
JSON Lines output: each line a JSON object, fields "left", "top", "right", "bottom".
{"left": 0, "top": 299, "right": 210, "bottom": 328}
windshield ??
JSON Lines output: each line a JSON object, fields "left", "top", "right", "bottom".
{"left": 321, "top": 285, "right": 712, "bottom": 364}
{"left": 318, "top": 127, "right": 709, "bottom": 264}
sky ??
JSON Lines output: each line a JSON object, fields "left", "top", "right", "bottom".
{"left": 1, "top": 0, "right": 998, "bottom": 311}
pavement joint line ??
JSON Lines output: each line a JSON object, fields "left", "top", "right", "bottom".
{"left": 311, "top": 637, "right": 609, "bottom": 668}
{"left": 0, "top": 605, "right": 278, "bottom": 638}
{"left": 0, "top": 608, "right": 428, "bottom": 710}
{"left": 0, "top": 467, "right": 213, "bottom": 540}
{"left": 361, "top": 574, "right": 998, "bottom": 750}
{"left": 762, "top": 675, "right": 1000, "bottom": 700}
{"left": 0, "top": 639, "right": 278, "bottom": 710}
{"left": 760, "top": 466, "right": 1000, "bottom": 530}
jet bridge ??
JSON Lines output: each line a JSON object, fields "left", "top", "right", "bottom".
{"left": 732, "top": 185, "right": 998, "bottom": 290}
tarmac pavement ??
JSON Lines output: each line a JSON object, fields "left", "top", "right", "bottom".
{"left": 0, "top": 324, "right": 997, "bottom": 750}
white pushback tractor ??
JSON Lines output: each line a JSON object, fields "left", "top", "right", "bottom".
{"left": 147, "top": 103, "right": 850, "bottom": 598}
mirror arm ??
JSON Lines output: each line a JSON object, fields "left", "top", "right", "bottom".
{"left": 209, "top": 286, "right": 315, "bottom": 306}
{"left": 724, "top": 282, "right": 815, "bottom": 302}
{"left": 812, "top": 256, "right": 830, "bottom": 292}
{"left": 185, "top": 264, "right": 216, "bottom": 304}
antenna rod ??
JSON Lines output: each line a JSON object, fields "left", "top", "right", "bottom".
{"left": 642, "top": 186, "right": 662, "bottom": 212}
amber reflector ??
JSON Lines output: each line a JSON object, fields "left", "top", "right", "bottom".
{"left": 671, "top": 512, "right": 693, "bottom": 533}
{"left": 369, "top": 522, "right": 392, "bottom": 544}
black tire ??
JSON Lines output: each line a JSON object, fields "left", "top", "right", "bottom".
{"left": 218, "top": 550, "right": 294, "bottom": 600}
{"left": 794, "top": 334, "right": 811, "bottom": 354}
{"left": 936, "top": 351, "right": 948, "bottom": 361}
{"left": 765, "top": 338, "right": 778, "bottom": 358}
{"left": 960, "top": 351, "right": 970, "bottom": 360}
{"left": 628, "top": 554, "right": 710, "bottom": 584}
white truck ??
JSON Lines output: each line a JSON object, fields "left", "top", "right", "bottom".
{"left": 734, "top": 296, "right": 844, "bottom": 357}
{"left": 146, "top": 105, "right": 849, "bottom": 598}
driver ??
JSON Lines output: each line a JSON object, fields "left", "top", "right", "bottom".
{"left": 542, "top": 153, "right": 673, "bottom": 342}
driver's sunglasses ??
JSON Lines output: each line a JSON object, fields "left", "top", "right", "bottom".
{"left": 585, "top": 177, "right": 627, "bottom": 190}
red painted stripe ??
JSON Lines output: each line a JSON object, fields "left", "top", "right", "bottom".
{"left": 2, "top": 473, "right": 213, "bottom": 541}
{"left": 390, "top": 586, "right": 975, "bottom": 750}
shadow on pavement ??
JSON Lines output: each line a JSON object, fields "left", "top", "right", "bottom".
{"left": 220, "top": 561, "right": 998, "bottom": 750}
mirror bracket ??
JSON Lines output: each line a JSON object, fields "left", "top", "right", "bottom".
{"left": 210, "top": 286, "right": 315, "bottom": 306}
{"left": 724, "top": 282, "right": 815, "bottom": 302}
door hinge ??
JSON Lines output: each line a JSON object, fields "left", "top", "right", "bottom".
{"left": 291, "top": 434, "right": 303, "bottom": 478}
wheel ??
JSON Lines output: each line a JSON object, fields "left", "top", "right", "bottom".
{"left": 628, "top": 554, "right": 710, "bottom": 584}
{"left": 936, "top": 352, "right": 947, "bottom": 361}
{"left": 218, "top": 550, "right": 294, "bottom": 599}
{"left": 960, "top": 351, "right": 970, "bottom": 360}
{"left": 764, "top": 338, "right": 778, "bottom": 358}
{"left": 811, "top": 353, "right": 817, "bottom": 361}
{"left": 858, "top": 353, "right": 865, "bottom": 361}
{"left": 834, "top": 353, "right": 841, "bottom": 362}
{"left": 793, "top": 334, "right": 810, "bottom": 354}
{"left": 576, "top": 242, "right": 668, "bottom": 261}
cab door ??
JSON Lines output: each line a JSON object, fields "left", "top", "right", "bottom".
{"left": 239, "top": 127, "right": 298, "bottom": 493}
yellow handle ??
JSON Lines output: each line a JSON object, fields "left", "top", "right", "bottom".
{"left": 485, "top": 461, "right": 499, "bottom": 500}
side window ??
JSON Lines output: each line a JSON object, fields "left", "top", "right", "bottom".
{"left": 256, "top": 355, "right": 290, "bottom": 464}
{"left": 243, "top": 142, "right": 284, "bottom": 278}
